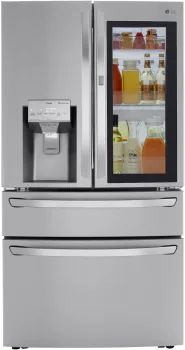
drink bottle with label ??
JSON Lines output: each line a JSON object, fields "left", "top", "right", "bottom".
{"left": 125, "top": 121, "right": 142, "bottom": 174}
{"left": 141, "top": 53, "right": 155, "bottom": 103}
{"left": 155, "top": 53, "right": 165, "bottom": 103}
{"left": 113, "top": 114, "right": 123, "bottom": 174}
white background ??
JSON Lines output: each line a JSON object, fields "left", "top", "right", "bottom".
{"left": 0, "top": 0, "right": 184, "bottom": 349}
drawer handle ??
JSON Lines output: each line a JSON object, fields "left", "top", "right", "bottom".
{"left": 9, "top": 198, "right": 177, "bottom": 208}
{"left": 9, "top": 245, "right": 177, "bottom": 257}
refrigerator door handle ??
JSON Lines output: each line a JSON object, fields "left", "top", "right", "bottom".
{"left": 9, "top": 245, "right": 177, "bottom": 257}
{"left": 81, "top": 10, "right": 91, "bottom": 179}
{"left": 96, "top": 11, "right": 106, "bottom": 179}
{"left": 9, "top": 198, "right": 177, "bottom": 208}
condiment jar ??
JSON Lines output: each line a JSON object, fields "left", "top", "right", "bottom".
{"left": 120, "top": 32, "right": 133, "bottom": 49}
{"left": 146, "top": 29, "right": 157, "bottom": 49}
{"left": 133, "top": 32, "right": 146, "bottom": 49}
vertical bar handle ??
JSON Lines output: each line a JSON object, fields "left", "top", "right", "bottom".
{"left": 81, "top": 10, "right": 92, "bottom": 179}
{"left": 96, "top": 11, "right": 106, "bottom": 180}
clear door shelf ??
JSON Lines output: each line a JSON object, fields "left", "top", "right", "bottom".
{"left": 113, "top": 102, "right": 165, "bottom": 110}
{"left": 113, "top": 104, "right": 165, "bottom": 109}
{"left": 113, "top": 49, "right": 165, "bottom": 55}
{"left": 113, "top": 104, "right": 165, "bottom": 121}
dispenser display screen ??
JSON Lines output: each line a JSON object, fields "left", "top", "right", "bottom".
{"left": 28, "top": 100, "right": 71, "bottom": 123}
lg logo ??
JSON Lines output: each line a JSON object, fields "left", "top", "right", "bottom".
{"left": 165, "top": 9, "right": 176, "bottom": 14}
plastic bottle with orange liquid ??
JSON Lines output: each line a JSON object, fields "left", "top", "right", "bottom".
{"left": 122, "top": 60, "right": 141, "bottom": 104}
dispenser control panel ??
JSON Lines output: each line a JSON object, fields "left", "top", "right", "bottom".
{"left": 28, "top": 99, "right": 71, "bottom": 123}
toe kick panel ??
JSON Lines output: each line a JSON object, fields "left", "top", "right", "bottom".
{"left": 3, "top": 238, "right": 183, "bottom": 348}
{"left": 2, "top": 191, "right": 183, "bottom": 237}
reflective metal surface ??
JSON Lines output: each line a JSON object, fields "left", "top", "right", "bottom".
{"left": 9, "top": 197, "right": 177, "bottom": 208}
{"left": 95, "top": 10, "right": 106, "bottom": 179}
{"left": 81, "top": 10, "right": 92, "bottom": 179}
{"left": 3, "top": 190, "right": 182, "bottom": 238}
{"left": 2, "top": 1, "right": 92, "bottom": 188}
{"left": 9, "top": 245, "right": 177, "bottom": 257}
{"left": 3, "top": 238, "right": 183, "bottom": 348}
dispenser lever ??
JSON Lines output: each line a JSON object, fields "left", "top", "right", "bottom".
{"left": 43, "top": 132, "right": 60, "bottom": 155}
{"left": 40, "top": 122, "right": 60, "bottom": 155}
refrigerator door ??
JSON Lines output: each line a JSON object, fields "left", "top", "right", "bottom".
{"left": 3, "top": 190, "right": 183, "bottom": 238}
{"left": 94, "top": 1, "right": 183, "bottom": 188}
{"left": 3, "top": 238, "right": 183, "bottom": 348}
{"left": 2, "top": 1, "right": 92, "bottom": 188}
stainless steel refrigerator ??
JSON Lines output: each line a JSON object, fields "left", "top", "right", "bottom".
{"left": 2, "top": 1, "right": 183, "bottom": 349}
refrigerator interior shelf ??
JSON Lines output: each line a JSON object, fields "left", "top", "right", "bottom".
{"left": 113, "top": 104, "right": 165, "bottom": 110}
{"left": 113, "top": 104, "right": 165, "bottom": 121}
{"left": 113, "top": 49, "right": 165, "bottom": 56}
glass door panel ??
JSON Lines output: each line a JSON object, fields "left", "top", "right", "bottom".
{"left": 107, "top": 22, "right": 177, "bottom": 183}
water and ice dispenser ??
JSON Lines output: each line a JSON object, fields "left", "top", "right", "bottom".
{"left": 23, "top": 100, "right": 77, "bottom": 183}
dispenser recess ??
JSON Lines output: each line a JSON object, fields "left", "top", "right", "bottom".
{"left": 23, "top": 99, "right": 77, "bottom": 183}
{"left": 28, "top": 100, "right": 71, "bottom": 155}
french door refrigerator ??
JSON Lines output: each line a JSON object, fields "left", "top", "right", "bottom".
{"left": 2, "top": 1, "right": 183, "bottom": 349}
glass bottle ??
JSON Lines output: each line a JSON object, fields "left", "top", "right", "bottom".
{"left": 122, "top": 60, "right": 141, "bottom": 104}
{"left": 113, "top": 33, "right": 120, "bottom": 50}
{"left": 142, "top": 117, "right": 165, "bottom": 174}
{"left": 113, "top": 58, "right": 122, "bottom": 105}
{"left": 133, "top": 32, "right": 146, "bottom": 49}
{"left": 155, "top": 53, "right": 165, "bottom": 103}
{"left": 118, "top": 120, "right": 129, "bottom": 141}
{"left": 124, "top": 121, "right": 142, "bottom": 174}
{"left": 140, "top": 53, "right": 155, "bottom": 103}
{"left": 118, "top": 120, "right": 128, "bottom": 173}
{"left": 146, "top": 29, "right": 156, "bottom": 49}
{"left": 113, "top": 115, "right": 123, "bottom": 174}
{"left": 120, "top": 32, "right": 133, "bottom": 49}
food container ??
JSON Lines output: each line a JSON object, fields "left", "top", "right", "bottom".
{"left": 133, "top": 32, "right": 146, "bottom": 49}
{"left": 113, "top": 33, "right": 121, "bottom": 50}
{"left": 122, "top": 60, "right": 141, "bottom": 104}
{"left": 120, "top": 32, "right": 133, "bottom": 49}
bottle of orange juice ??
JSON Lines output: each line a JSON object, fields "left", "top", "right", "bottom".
{"left": 122, "top": 60, "right": 141, "bottom": 104}
{"left": 142, "top": 117, "right": 165, "bottom": 174}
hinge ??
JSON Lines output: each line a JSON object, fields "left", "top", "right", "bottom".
{"left": 167, "top": 186, "right": 181, "bottom": 191}
{"left": 17, "top": 187, "right": 30, "bottom": 192}
{"left": 157, "top": 186, "right": 180, "bottom": 191}
{"left": 157, "top": 187, "right": 166, "bottom": 191}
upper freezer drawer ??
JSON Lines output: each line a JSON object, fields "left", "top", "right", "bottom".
{"left": 2, "top": 2, "right": 92, "bottom": 188}
{"left": 3, "top": 190, "right": 183, "bottom": 237}
{"left": 94, "top": 2, "right": 183, "bottom": 188}
{"left": 3, "top": 237, "right": 183, "bottom": 347}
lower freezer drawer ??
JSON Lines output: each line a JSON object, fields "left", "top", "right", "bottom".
{"left": 3, "top": 238, "right": 183, "bottom": 348}
{"left": 3, "top": 191, "right": 183, "bottom": 237}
